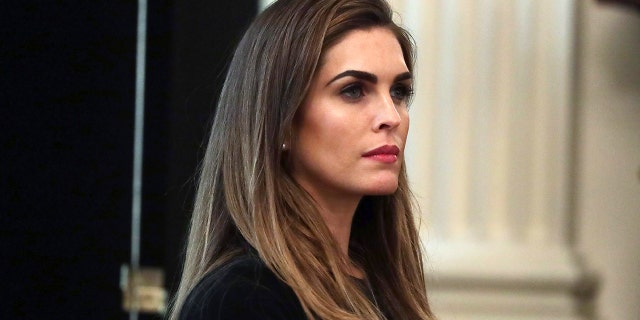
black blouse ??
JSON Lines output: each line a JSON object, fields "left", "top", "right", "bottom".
{"left": 179, "top": 253, "right": 307, "bottom": 319}
{"left": 178, "top": 253, "right": 389, "bottom": 320}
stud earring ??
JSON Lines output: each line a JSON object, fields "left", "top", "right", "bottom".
{"left": 281, "top": 143, "right": 287, "bottom": 150}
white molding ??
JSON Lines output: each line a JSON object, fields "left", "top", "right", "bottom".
{"left": 426, "top": 242, "right": 581, "bottom": 285}
{"left": 425, "top": 242, "right": 587, "bottom": 319}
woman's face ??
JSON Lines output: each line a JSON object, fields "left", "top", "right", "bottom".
{"left": 290, "top": 27, "right": 412, "bottom": 204}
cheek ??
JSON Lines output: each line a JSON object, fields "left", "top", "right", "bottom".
{"left": 306, "top": 108, "right": 352, "bottom": 141}
{"left": 295, "top": 109, "right": 341, "bottom": 158}
{"left": 400, "top": 109, "right": 410, "bottom": 140}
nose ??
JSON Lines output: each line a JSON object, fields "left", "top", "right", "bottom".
{"left": 373, "top": 94, "right": 402, "bottom": 131}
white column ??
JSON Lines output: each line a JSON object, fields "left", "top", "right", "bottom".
{"left": 393, "top": 0, "right": 594, "bottom": 319}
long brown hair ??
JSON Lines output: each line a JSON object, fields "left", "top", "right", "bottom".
{"left": 169, "top": 0, "right": 433, "bottom": 319}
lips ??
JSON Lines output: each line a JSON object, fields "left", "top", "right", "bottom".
{"left": 362, "top": 145, "right": 400, "bottom": 157}
{"left": 362, "top": 145, "right": 400, "bottom": 163}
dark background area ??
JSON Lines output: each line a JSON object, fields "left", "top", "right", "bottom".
{"left": 1, "top": 1, "right": 256, "bottom": 319}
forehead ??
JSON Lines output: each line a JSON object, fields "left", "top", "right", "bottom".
{"left": 318, "top": 27, "right": 408, "bottom": 76}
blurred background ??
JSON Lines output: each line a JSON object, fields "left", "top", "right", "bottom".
{"left": 2, "top": 1, "right": 257, "bottom": 319}
{"left": 2, "top": 0, "right": 638, "bottom": 319}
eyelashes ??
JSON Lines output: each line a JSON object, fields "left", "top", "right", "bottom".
{"left": 390, "top": 83, "right": 414, "bottom": 102}
{"left": 339, "top": 82, "right": 414, "bottom": 105}
{"left": 340, "top": 83, "right": 365, "bottom": 100}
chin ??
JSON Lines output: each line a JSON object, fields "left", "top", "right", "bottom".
{"left": 364, "top": 180, "right": 399, "bottom": 195}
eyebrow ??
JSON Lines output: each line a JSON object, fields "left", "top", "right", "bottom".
{"left": 326, "top": 70, "right": 412, "bottom": 86}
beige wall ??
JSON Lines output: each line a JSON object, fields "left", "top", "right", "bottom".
{"left": 575, "top": 2, "right": 640, "bottom": 320}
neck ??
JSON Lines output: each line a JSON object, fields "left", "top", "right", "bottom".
{"left": 312, "top": 193, "right": 365, "bottom": 278}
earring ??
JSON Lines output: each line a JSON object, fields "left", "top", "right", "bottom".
{"left": 281, "top": 143, "right": 287, "bottom": 150}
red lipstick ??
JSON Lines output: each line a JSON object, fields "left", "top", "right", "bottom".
{"left": 362, "top": 145, "right": 400, "bottom": 163}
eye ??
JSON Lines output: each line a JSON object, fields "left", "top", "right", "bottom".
{"left": 390, "top": 83, "right": 414, "bottom": 103}
{"left": 340, "top": 83, "right": 365, "bottom": 101}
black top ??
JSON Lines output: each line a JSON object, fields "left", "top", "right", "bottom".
{"left": 179, "top": 253, "right": 388, "bottom": 320}
{"left": 179, "top": 253, "right": 307, "bottom": 320}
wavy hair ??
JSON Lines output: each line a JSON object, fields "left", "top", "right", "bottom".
{"left": 169, "top": 0, "right": 433, "bottom": 319}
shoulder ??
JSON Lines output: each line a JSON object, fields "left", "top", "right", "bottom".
{"left": 179, "top": 254, "right": 307, "bottom": 320}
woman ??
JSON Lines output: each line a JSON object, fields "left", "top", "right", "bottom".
{"left": 170, "top": 0, "right": 433, "bottom": 319}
